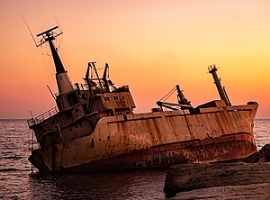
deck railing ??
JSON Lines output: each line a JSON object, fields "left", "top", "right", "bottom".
{"left": 27, "top": 107, "right": 59, "bottom": 127}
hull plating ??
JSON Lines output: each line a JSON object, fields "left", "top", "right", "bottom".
{"left": 29, "top": 102, "right": 258, "bottom": 173}
{"left": 29, "top": 132, "right": 256, "bottom": 173}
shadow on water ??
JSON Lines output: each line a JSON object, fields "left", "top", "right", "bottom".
{"left": 28, "top": 169, "right": 168, "bottom": 200}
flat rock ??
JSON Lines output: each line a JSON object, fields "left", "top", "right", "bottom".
{"left": 163, "top": 162, "right": 270, "bottom": 197}
{"left": 169, "top": 183, "right": 270, "bottom": 200}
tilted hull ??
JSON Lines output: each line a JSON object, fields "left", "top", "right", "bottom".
{"left": 27, "top": 26, "right": 259, "bottom": 174}
{"left": 29, "top": 101, "right": 258, "bottom": 173}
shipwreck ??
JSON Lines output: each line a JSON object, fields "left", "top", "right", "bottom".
{"left": 27, "top": 26, "right": 259, "bottom": 173}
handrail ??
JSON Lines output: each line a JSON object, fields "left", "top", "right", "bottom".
{"left": 27, "top": 107, "right": 59, "bottom": 127}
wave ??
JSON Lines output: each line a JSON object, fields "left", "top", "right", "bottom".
{"left": 0, "top": 168, "right": 18, "bottom": 172}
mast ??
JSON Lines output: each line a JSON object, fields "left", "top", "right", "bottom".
{"left": 36, "top": 26, "right": 74, "bottom": 95}
{"left": 208, "top": 65, "right": 231, "bottom": 106}
{"left": 176, "top": 85, "right": 191, "bottom": 107}
{"left": 102, "top": 63, "right": 110, "bottom": 92}
{"left": 88, "top": 62, "right": 103, "bottom": 90}
{"left": 84, "top": 63, "right": 93, "bottom": 95}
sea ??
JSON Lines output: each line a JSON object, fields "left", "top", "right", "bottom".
{"left": 0, "top": 119, "right": 270, "bottom": 200}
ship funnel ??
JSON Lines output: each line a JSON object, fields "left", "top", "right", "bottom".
{"left": 208, "top": 65, "right": 231, "bottom": 106}
{"left": 36, "top": 26, "right": 74, "bottom": 95}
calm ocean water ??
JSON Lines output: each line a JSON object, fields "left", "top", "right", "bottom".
{"left": 0, "top": 119, "right": 270, "bottom": 200}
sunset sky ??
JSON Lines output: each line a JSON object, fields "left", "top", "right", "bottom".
{"left": 1, "top": 0, "right": 270, "bottom": 119}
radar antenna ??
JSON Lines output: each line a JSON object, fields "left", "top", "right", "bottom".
{"left": 36, "top": 26, "right": 63, "bottom": 47}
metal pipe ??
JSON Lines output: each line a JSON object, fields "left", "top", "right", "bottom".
{"left": 208, "top": 65, "right": 231, "bottom": 106}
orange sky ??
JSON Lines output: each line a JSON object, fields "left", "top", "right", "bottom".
{"left": 1, "top": 0, "right": 270, "bottom": 119}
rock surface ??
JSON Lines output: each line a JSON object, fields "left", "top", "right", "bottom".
{"left": 169, "top": 183, "right": 270, "bottom": 200}
{"left": 163, "top": 162, "right": 270, "bottom": 197}
{"left": 164, "top": 143, "right": 270, "bottom": 198}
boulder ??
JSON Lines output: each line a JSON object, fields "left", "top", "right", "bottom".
{"left": 245, "top": 143, "right": 270, "bottom": 163}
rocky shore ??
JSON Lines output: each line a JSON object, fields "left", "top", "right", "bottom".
{"left": 163, "top": 144, "right": 270, "bottom": 198}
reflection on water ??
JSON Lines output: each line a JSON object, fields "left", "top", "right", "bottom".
{"left": 0, "top": 119, "right": 270, "bottom": 199}
{"left": 28, "top": 170, "right": 166, "bottom": 200}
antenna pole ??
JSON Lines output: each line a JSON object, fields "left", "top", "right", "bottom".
{"left": 20, "top": 13, "right": 38, "bottom": 47}
{"left": 47, "top": 85, "right": 56, "bottom": 100}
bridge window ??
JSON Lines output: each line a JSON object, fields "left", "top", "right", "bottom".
{"left": 68, "top": 92, "right": 79, "bottom": 105}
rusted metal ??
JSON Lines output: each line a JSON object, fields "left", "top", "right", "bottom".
{"left": 27, "top": 26, "right": 259, "bottom": 173}
{"left": 28, "top": 101, "right": 258, "bottom": 173}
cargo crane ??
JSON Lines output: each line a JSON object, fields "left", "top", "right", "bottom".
{"left": 157, "top": 85, "right": 193, "bottom": 111}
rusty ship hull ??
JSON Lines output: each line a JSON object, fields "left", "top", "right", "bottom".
{"left": 27, "top": 26, "right": 258, "bottom": 173}
{"left": 29, "top": 100, "right": 258, "bottom": 173}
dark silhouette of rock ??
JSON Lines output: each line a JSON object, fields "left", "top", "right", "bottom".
{"left": 245, "top": 143, "right": 270, "bottom": 163}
